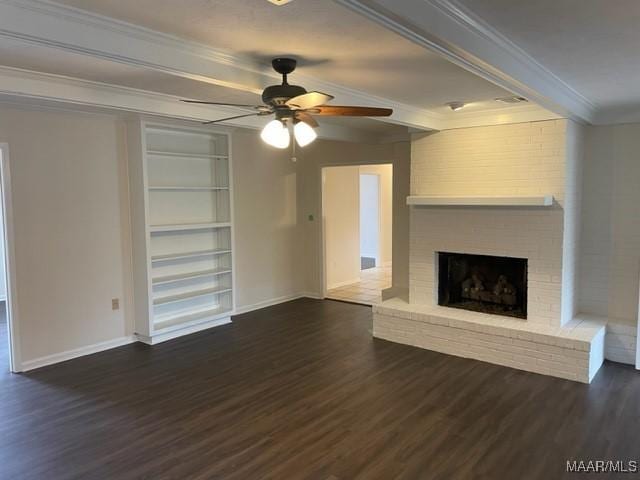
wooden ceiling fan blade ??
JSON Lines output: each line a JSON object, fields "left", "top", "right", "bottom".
{"left": 310, "top": 106, "right": 393, "bottom": 117}
{"left": 286, "top": 91, "right": 334, "bottom": 110}
{"left": 295, "top": 112, "right": 319, "bottom": 128}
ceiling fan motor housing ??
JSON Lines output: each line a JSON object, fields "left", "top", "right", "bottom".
{"left": 262, "top": 57, "right": 307, "bottom": 106}
{"left": 262, "top": 84, "right": 307, "bottom": 106}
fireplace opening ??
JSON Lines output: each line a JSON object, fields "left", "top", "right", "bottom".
{"left": 437, "top": 252, "right": 527, "bottom": 319}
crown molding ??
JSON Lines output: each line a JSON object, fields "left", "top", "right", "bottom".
{"left": 0, "top": 0, "right": 568, "bottom": 132}
{"left": 0, "top": 66, "right": 384, "bottom": 143}
{"left": 0, "top": 0, "right": 449, "bottom": 131}
{"left": 334, "top": 0, "right": 597, "bottom": 124}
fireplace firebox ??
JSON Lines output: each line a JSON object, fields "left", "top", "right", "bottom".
{"left": 437, "top": 252, "right": 527, "bottom": 319}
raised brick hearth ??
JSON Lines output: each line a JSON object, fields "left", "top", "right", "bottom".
{"left": 375, "top": 120, "right": 607, "bottom": 383}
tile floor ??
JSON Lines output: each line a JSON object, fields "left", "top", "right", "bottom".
{"left": 326, "top": 264, "right": 392, "bottom": 306}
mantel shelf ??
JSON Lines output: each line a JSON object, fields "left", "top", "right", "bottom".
{"left": 407, "top": 195, "right": 555, "bottom": 207}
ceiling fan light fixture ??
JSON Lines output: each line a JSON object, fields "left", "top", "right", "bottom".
{"left": 294, "top": 121, "right": 317, "bottom": 147}
{"left": 261, "top": 119, "right": 290, "bottom": 149}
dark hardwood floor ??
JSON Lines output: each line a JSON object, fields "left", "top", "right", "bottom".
{"left": 1, "top": 298, "right": 639, "bottom": 479}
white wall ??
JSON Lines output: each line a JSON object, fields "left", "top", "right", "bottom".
{"left": 579, "top": 123, "right": 640, "bottom": 322}
{"left": 360, "top": 164, "right": 393, "bottom": 266}
{"left": 561, "top": 120, "right": 585, "bottom": 325}
{"left": 0, "top": 106, "right": 307, "bottom": 366}
{"left": 323, "top": 166, "right": 361, "bottom": 289}
{"left": 0, "top": 182, "right": 6, "bottom": 302}
{"left": 0, "top": 106, "right": 134, "bottom": 364}
{"left": 232, "top": 130, "right": 300, "bottom": 310}
{"left": 359, "top": 174, "right": 379, "bottom": 260}
{"left": 296, "top": 140, "right": 410, "bottom": 296}
{"left": 0, "top": 102, "right": 410, "bottom": 367}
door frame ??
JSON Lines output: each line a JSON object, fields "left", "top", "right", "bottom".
{"left": 319, "top": 162, "right": 393, "bottom": 298}
{"left": 0, "top": 143, "right": 21, "bottom": 372}
{"left": 636, "top": 267, "right": 640, "bottom": 370}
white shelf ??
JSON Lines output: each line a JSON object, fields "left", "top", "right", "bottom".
{"left": 149, "top": 222, "right": 231, "bottom": 233}
{"left": 153, "top": 286, "right": 233, "bottom": 306}
{"left": 407, "top": 195, "right": 554, "bottom": 207}
{"left": 152, "top": 267, "right": 232, "bottom": 285}
{"left": 151, "top": 249, "right": 232, "bottom": 263}
{"left": 148, "top": 186, "right": 229, "bottom": 191}
{"left": 146, "top": 150, "right": 228, "bottom": 160}
{"left": 154, "top": 306, "right": 232, "bottom": 332}
{"left": 129, "top": 121, "right": 234, "bottom": 343}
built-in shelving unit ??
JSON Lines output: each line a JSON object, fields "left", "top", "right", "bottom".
{"left": 406, "top": 195, "right": 554, "bottom": 207}
{"left": 128, "top": 119, "right": 234, "bottom": 344}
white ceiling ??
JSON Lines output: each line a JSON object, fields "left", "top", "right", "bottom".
{"left": 49, "top": 0, "right": 513, "bottom": 110}
{"left": 0, "top": 36, "right": 407, "bottom": 136}
{"left": 457, "top": 0, "right": 640, "bottom": 113}
{"left": 0, "top": 38, "right": 409, "bottom": 137}
{"left": 0, "top": 39, "right": 262, "bottom": 105}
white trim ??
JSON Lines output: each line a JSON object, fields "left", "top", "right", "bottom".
{"left": 299, "top": 291, "right": 325, "bottom": 300}
{"left": 0, "top": 0, "right": 441, "bottom": 131}
{"left": 20, "top": 336, "right": 136, "bottom": 372}
{"left": 0, "top": 0, "right": 568, "bottom": 130}
{"left": 18, "top": 292, "right": 321, "bottom": 370}
{"left": 407, "top": 195, "right": 554, "bottom": 207}
{"left": 136, "top": 317, "right": 231, "bottom": 345}
{"left": 0, "top": 143, "right": 21, "bottom": 372}
{"left": 0, "top": 66, "right": 377, "bottom": 144}
{"left": 334, "top": 0, "right": 596, "bottom": 123}
{"left": 233, "top": 293, "right": 307, "bottom": 315}
{"left": 327, "top": 278, "right": 362, "bottom": 290}
{"left": 636, "top": 265, "right": 640, "bottom": 370}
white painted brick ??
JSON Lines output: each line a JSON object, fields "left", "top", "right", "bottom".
{"left": 373, "top": 302, "right": 603, "bottom": 383}
{"left": 407, "top": 119, "right": 583, "bottom": 330}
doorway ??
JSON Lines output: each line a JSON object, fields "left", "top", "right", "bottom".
{"left": 0, "top": 144, "right": 17, "bottom": 373}
{"left": 322, "top": 164, "right": 392, "bottom": 305}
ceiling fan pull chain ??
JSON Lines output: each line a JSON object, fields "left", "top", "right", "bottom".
{"left": 291, "top": 135, "right": 297, "bottom": 162}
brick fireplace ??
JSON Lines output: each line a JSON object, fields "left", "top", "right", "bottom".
{"left": 374, "top": 120, "right": 606, "bottom": 383}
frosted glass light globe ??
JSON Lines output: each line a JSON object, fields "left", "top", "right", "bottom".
{"left": 294, "top": 121, "right": 317, "bottom": 147}
{"left": 260, "top": 119, "right": 290, "bottom": 149}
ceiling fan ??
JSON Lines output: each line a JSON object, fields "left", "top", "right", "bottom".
{"left": 182, "top": 58, "right": 393, "bottom": 148}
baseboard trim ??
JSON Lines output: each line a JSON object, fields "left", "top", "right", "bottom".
{"left": 327, "top": 278, "right": 360, "bottom": 290}
{"left": 298, "top": 291, "right": 324, "bottom": 300}
{"left": 20, "top": 335, "right": 136, "bottom": 372}
{"left": 18, "top": 293, "right": 329, "bottom": 372}
{"left": 234, "top": 293, "right": 317, "bottom": 315}
{"left": 137, "top": 317, "right": 231, "bottom": 345}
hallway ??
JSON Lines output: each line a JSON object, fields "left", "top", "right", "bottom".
{"left": 326, "top": 264, "right": 391, "bottom": 305}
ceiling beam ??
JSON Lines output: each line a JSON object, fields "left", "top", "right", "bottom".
{"left": 0, "top": 66, "right": 381, "bottom": 143}
{"left": 333, "top": 0, "right": 597, "bottom": 124}
{"left": 0, "top": 0, "right": 444, "bottom": 131}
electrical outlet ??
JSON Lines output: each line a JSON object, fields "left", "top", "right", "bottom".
{"left": 111, "top": 298, "right": 120, "bottom": 310}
